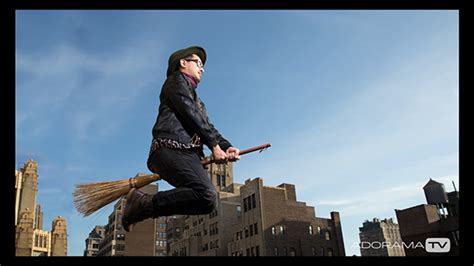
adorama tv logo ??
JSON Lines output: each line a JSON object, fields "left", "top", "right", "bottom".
{"left": 425, "top": 238, "right": 451, "bottom": 253}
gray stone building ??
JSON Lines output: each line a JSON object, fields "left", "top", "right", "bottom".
{"left": 359, "top": 218, "right": 405, "bottom": 256}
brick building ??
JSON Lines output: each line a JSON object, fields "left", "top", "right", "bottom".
{"left": 228, "top": 178, "right": 345, "bottom": 256}
{"left": 166, "top": 161, "right": 345, "bottom": 256}
{"left": 395, "top": 178, "right": 459, "bottom": 256}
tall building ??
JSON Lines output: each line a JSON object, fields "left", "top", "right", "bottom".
{"left": 166, "top": 215, "right": 186, "bottom": 255}
{"left": 15, "top": 160, "right": 68, "bottom": 256}
{"left": 395, "top": 178, "right": 459, "bottom": 256}
{"left": 358, "top": 218, "right": 405, "bottom": 256}
{"left": 166, "top": 161, "right": 345, "bottom": 256}
{"left": 228, "top": 178, "right": 345, "bottom": 256}
{"left": 97, "top": 198, "right": 127, "bottom": 256}
{"left": 84, "top": 226, "right": 105, "bottom": 256}
{"left": 155, "top": 217, "right": 168, "bottom": 256}
{"left": 51, "top": 216, "right": 68, "bottom": 256}
{"left": 96, "top": 180, "right": 167, "bottom": 256}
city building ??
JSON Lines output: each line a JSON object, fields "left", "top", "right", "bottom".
{"left": 15, "top": 160, "right": 68, "bottom": 256}
{"left": 358, "top": 218, "right": 405, "bottom": 256}
{"left": 84, "top": 226, "right": 105, "bottom": 256}
{"left": 166, "top": 162, "right": 345, "bottom": 256}
{"left": 227, "top": 178, "right": 345, "bottom": 256}
{"left": 395, "top": 178, "right": 459, "bottom": 256}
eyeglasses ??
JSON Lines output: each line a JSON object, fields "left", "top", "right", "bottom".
{"left": 185, "top": 58, "right": 204, "bottom": 69}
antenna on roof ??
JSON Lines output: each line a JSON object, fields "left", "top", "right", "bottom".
{"left": 452, "top": 180, "right": 457, "bottom": 193}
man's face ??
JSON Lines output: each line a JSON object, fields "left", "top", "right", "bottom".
{"left": 179, "top": 54, "right": 204, "bottom": 82}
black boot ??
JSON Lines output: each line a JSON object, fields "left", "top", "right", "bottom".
{"left": 121, "top": 188, "right": 156, "bottom": 232}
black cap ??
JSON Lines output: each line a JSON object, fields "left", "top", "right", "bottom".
{"left": 166, "top": 46, "right": 207, "bottom": 77}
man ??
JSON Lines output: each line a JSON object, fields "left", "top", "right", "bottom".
{"left": 122, "top": 46, "right": 240, "bottom": 232}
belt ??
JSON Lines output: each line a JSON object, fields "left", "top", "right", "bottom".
{"left": 148, "top": 137, "right": 202, "bottom": 158}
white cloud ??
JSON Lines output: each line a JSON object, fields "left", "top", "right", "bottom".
{"left": 16, "top": 42, "right": 164, "bottom": 141}
{"left": 315, "top": 175, "right": 458, "bottom": 217}
{"left": 247, "top": 35, "right": 459, "bottom": 192}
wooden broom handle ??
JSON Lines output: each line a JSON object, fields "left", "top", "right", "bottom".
{"left": 201, "top": 143, "right": 271, "bottom": 166}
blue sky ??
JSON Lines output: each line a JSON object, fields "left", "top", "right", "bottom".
{"left": 16, "top": 10, "right": 459, "bottom": 256}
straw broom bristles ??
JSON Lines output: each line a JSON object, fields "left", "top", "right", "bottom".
{"left": 73, "top": 173, "right": 161, "bottom": 217}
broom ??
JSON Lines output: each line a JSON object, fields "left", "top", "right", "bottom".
{"left": 73, "top": 143, "right": 271, "bottom": 217}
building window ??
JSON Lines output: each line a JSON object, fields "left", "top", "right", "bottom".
{"left": 320, "top": 247, "right": 325, "bottom": 256}
{"left": 116, "top": 234, "right": 125, "bottom": 241}
{"left": 325, "top": 231, "right": 331, "bottom": 240}
{"left": 282, "top": 247, "right": 287, "bottom": 256}
{"left": 317, "top": 226, "right": 321, "bottom": 235}
{"left": 256, "top": 246, "right": 260, "bottom": 256}
{"left": 249, "top": 224, "right": 254, "bottom": 236}
{"left": 327, "top": 248, "right": 333, "bottom": 256}
{"left": 309, "top": 225, "right": 313, "bottom": 235}
{"left": 279, "top": 225, "right": 285, "bottom": 235}
{"left": 236, "top": 205, "right": 241, "bottom": 217}
{"left": 271, "top": 226, "right": 276, "bottom": 235}
{"left": 251, "top": 194, "right": 256, "bottom": 208}
{"left": 220, "top": 175, "right": 226, "bottom": 188}
{"left": 254, "top": 223, "right": 258, "bottom": 235}
{"left": 245, "top": 228, "right": 249, "bottom": 238}
{"left": 251, "top": 247, "right": 255, "bottom": 256}
{"left": 243, "top": 198, "right": 248, "bottom": 212}
{"left": 289, "top": 248, "right": 296, "bottom": 256}
{"left": 273, "top": 247, "right": 279, "bottom": 256}
{"left": 246, "top": 248, "right": 250, "bottom": 256}
{"left": 311, "top": 247, "right": 316, "bottom": 256}
{"left": 247, "top": 196, "right": 252, "bottom": 211}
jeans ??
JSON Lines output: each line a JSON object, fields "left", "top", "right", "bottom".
{"left": 147, "top": 147, "right": 217, "bottom": 216}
